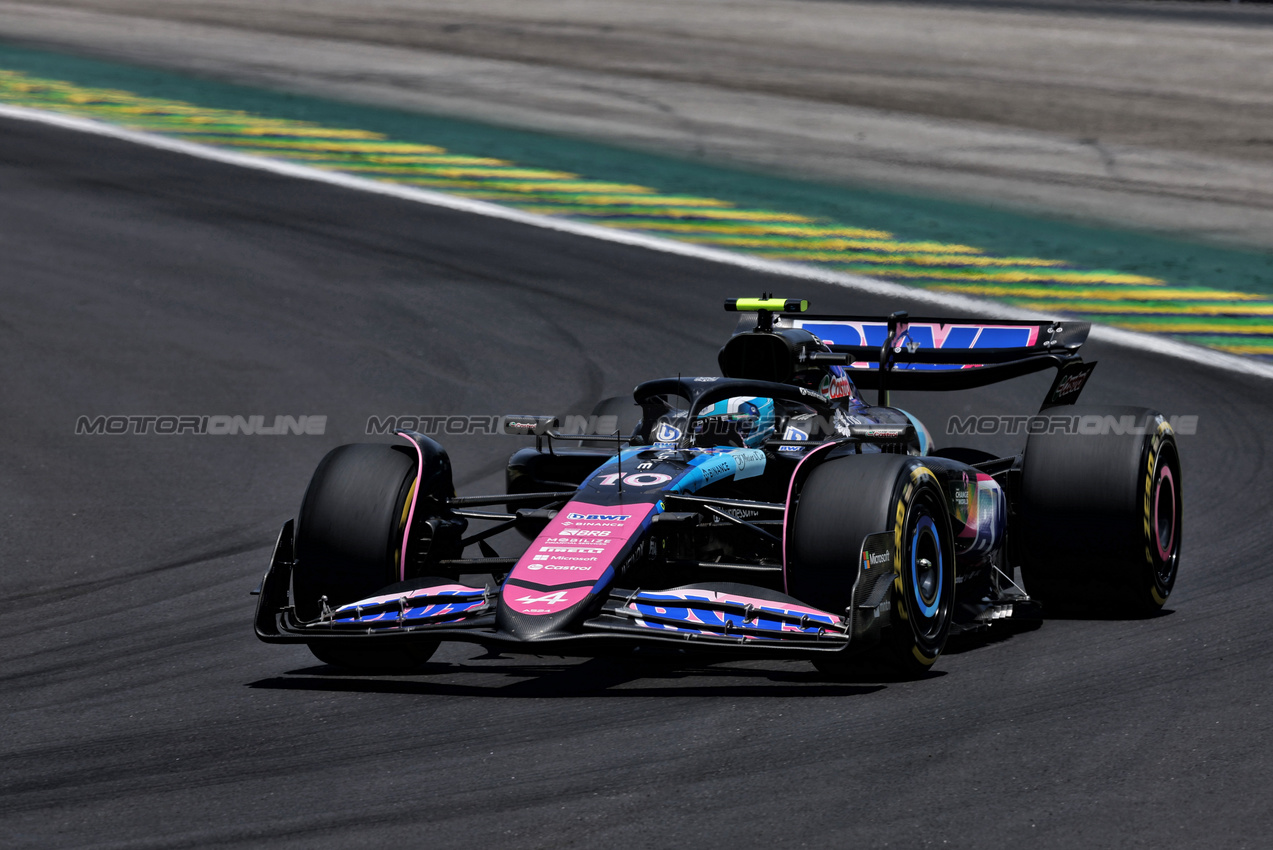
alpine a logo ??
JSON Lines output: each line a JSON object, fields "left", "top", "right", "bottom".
{"left": 514, "top": 590, "right": 572, "bottom": 606}
{"left": 567, "top": 512, "right": 632, "bottom": 521}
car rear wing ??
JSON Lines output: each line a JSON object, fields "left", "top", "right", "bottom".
{"left": 728, "top": 301, "right": 1094, "bottom": 407}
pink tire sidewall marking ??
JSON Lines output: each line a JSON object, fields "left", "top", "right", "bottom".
{"left": 1153, "top": 463, "right": 1177, "bottom": 561}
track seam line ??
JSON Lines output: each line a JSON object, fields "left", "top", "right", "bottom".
{"left": 4, "top": 102, "right": 1271, "bottom": 381}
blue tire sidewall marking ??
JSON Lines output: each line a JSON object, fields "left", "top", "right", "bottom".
{"left": 911, "top": 513, "right": 941, "bottom": 619}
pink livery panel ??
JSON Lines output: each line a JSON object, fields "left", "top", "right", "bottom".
{"left": 503, "top": 501, "right": 657, "bottom": 616}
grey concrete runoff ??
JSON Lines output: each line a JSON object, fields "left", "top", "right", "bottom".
{"left": 1, "top": 0, "right": 1273, "bottom": 249}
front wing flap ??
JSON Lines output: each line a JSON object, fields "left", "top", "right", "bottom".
{"left": 586, "top": 587, "right": 851, "bottom": 649}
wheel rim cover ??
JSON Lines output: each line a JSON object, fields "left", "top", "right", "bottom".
{"left": 911, "top": 513, "right": 942, "bottom": 619}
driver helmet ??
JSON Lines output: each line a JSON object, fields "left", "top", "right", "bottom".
{"left": 693, "top": 396, "right": 775, "bottom": 449}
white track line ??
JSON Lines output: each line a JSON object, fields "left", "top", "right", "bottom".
{"left": 5, "top": 103, "right": 1272, "bottom": 381}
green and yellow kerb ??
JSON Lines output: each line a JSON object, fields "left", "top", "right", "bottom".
{"left": 3, "top": 68, "right": 1271, "bottom": 361}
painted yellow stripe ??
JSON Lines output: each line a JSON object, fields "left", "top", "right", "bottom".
{"left": 1109, "top": 320, "right": 1273, "bottom": 334}
{"left": 516, "top": 206, "right": 815, "bottom": 222}
{"left": 469, "top": 181, "right": 657, "bottom": 194}
{"left": 451, "top": 190, "right": 724, "bottom": 207}
{"left": 1211, "top": 343, "right": 1273, "bottom": 354}
{"left": 403, "top": 189, "right": 754, "bottom": 210}
{"left": 70, "top": 103, "right": 301, "bottom": 119}
{"left": 603, "top": 221, "right": 893, "bottom": 238}
{"left": 15, "top": 111, "right": 379, "bottom": 140}
{"left": 3, "top": 92, "right": 349, "bottom": 131}
{"left": 139, "top": 122, "right": 384, "bottom": 139}
{"left": 402, "top": 188, "right": 736, "bottom": 207}
{"left": 271, "top": 175, "right": 657, "bottom": 195}
{"left": 1003, "top": 300, "right": 1273, "bottom": 316}
{"left": 758, "top": 251, "right": 1064, "bottom": 268}
{"left": 13, "top": 99, "right": 386, "bottom": 138}
{"left": 259, "top": 151, "right": 513, "bottom": 166}
{"left": 456, "top": 192, "right": 735, "bottom": 207}
{"left": 206, "top": 149, "right": 657, "bottom": 186}
{"left": 864, "top": 270, "right": 1167, "bottom": 285}
{"left": 178, "top": 137, "right": 446, "bottom": 154}
{"left": 81, "top": 115, "right": 383, "bottom": 138}
{"left": 445, "top": 191, "right": 541, "bottom": 202}
{"left": 930, "top": 284, "right": 1261, "bottom": 300}
{"left": 315, "top": 164, "right": 583, "bottom": 179}
{"left": 403, "top": 179, "right": 663, "bottom": 195}
{"left": 683, "top": 235, "right": 984, "bottom": 254}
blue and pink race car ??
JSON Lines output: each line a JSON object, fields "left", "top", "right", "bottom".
{"left": 254, "top": 298, "right": 1182, "bottom": 677}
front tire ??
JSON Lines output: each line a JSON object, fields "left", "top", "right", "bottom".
{"left": 790, "top": 454, "right": 956, "bottom": 678}
{"left": 292, "top": 443, "right": 439, "bottom": 671}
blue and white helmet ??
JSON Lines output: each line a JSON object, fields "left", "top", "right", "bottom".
{"left": 693, "top": 396, "right": 776, "bottom": 449}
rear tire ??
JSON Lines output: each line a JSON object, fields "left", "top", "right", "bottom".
{"left": 1018, "top": 406, "right": 1181, "bottom": 616}
{"left": 790, "top": 454, "right": 956, "bottom": 679}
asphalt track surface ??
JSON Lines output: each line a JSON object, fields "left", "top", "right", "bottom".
{"left": 3, "top": 117, "right": 1271, "bottom": 848}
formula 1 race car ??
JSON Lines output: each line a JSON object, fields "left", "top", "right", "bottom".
{"left": 253, "top": 297, "right": 1182, "bottom": 677}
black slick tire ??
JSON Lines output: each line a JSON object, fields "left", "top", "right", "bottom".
{"left": 790, "top": 454, "right": 956, "bottom": 679}
{"left": 1018, "top": 406, "right": 1181, "bottom": 616}
{"left": 292, "top": 443, "right": 439, "bottom": 670}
